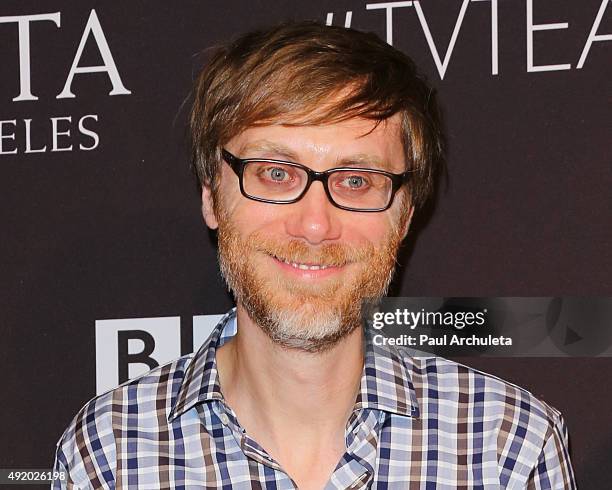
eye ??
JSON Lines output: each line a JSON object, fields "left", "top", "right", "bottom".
{"left": 259, "top": 166, "right": 292, "bottom": 183}
{"left": 346, "top": 175, "right": 366, "bottom": 189}
{"left": 337, "top": 173, "right": 371, "bottom": 191}
{"left": 269, "top": 167, "right": 287, "bottom": 181}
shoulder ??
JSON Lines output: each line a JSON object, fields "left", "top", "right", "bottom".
{"left": 398, "top": 350, "right": 567, "bottom": 458}
{"left": 53, "top": 354, "right": 194, "bottom": 486}
{"left": 398, "top": 349, "right": 559, "bottom": 419}
{"left": 388, "top": 349, "right": 575, "bottom": 487}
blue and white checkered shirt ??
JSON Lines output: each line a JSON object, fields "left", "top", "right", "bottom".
{"left": 53, "top": 308, "right": 576, "bottom": 489}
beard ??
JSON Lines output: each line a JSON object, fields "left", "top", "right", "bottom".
{"left": 216, "top": 208, "right": 406, "bottom": 353}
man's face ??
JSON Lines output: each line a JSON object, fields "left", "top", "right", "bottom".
{"left": 202, "top": 114, "right": 413, "bottom": 352}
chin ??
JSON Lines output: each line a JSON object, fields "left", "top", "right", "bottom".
{"left": 261, "top": 291, "right": 363, "bottom": 349}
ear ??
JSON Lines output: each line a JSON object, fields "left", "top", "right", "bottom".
{"left": 201, "top": 184, "right": 219, "bottom": 230}
{"left": 401, "top": 205, "right": 415, "bottom": 240}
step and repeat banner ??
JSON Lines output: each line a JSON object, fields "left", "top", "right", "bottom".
{"left": 1, "top": 1, "right": 610, "bottom": 487}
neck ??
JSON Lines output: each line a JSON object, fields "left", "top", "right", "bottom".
{"left": 216, "top": 306, "right": 364, "bottom": 445}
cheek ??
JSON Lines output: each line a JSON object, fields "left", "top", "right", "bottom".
{"left": 387, "top": 191, "right": 411, "bottom": 233}
{"left": 214, "top": 165, "right": 272, "bottom": 225}
{"left": 344, "top": 214, "right": 397, "bottom": 247}
{"left": 237, "top": 202, "right": 284, "bottom": 229}
{"left": 219, "top": 188, "right": 284, "bottom": 232}
{"left": 352, "top": 203, "right": 408, "bottom": 249}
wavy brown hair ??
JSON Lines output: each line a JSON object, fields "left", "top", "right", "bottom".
{"left": 189, "top": 20, "right": 444, "bottom": 210}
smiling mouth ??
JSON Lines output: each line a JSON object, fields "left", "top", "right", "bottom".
{"left": 278, "top": 259, "right": 331, "bottom": 270}
{"left": 268, "top": 253, "right": 342, "bottom": 271}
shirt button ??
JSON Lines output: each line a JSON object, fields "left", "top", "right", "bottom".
{"left": 219, "top": 413, "right": 229, "bottom": 425}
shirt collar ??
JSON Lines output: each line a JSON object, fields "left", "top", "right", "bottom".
{"left": 169, "top": 308, "right": 420, "bottom": 422}
{"left": 168, "top": 309, "right": 235, "bottom": 422}
{"left": 355, "top": 330, "right": 420, "bottom": 417}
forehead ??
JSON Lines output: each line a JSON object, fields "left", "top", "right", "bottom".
{"left": 228, "top": 114, "right": 406, "bottom": 173}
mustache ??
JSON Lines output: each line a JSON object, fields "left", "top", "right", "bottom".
{"left": 249, "top": 234, "right": 376, "bottom": 267}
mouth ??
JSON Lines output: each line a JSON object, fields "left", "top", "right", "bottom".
{"left": 277, "top": 258, "right": 332, "bottom": 271}
{"left": 267, "top": 253, "right": 346, "bottom": 277}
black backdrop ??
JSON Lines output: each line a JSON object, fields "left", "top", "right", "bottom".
{"left": 1, "top": 1, "right": 611, "bottom": 488}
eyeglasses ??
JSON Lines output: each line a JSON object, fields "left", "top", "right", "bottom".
{"left": 221, "top": 149, "right": 412, "bottom": 212}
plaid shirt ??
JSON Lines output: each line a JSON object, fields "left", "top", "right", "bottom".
{"left": 53, "top": 308, "right": 576, "bottom": 489}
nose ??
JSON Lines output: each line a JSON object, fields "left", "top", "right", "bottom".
{"left": 284, "top": 181, "right": 342, "bottom": 245}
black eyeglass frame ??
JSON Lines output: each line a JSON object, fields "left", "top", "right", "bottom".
{"left": 221, "top": 148, "right": 412, "bottom": 212}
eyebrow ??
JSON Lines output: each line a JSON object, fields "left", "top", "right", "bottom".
{"left": 336, "top": 153, "right": 393, "bottom": 171}
{"left": 238, "top": 139, "right": 396, "bottom": 172}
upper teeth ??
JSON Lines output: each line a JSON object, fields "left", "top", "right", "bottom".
{"left": 282, "top": 259, "right": 329, "bottom": 270}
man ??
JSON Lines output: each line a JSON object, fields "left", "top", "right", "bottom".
{"left": 53, "top": 21, "right": 576, "bottom": 489}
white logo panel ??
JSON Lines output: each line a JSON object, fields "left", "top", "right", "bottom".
{"left": 95, "top": 316, "right": 181, "bottom": 395}
{"left": 193, "top": 314, "right": 225, "bottom": 352}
